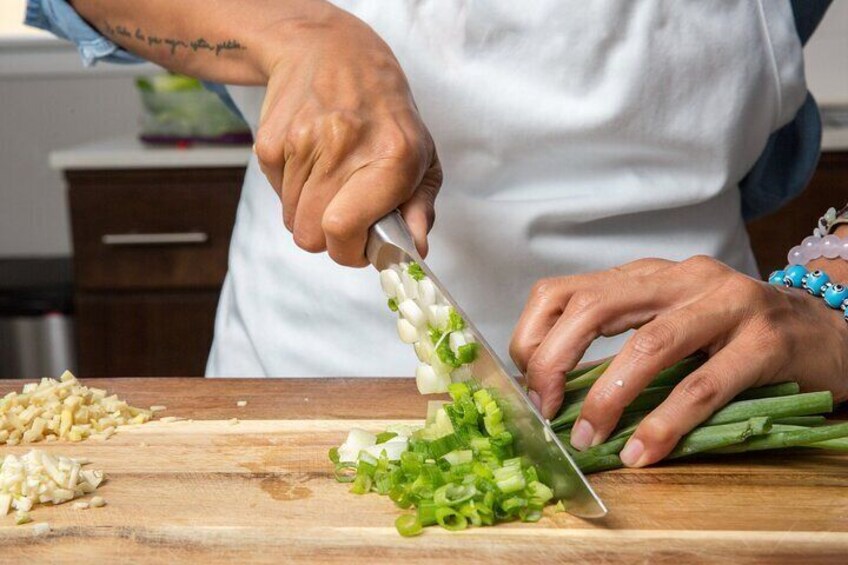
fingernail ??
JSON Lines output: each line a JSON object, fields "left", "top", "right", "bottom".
{"left": 619, "top": 439, "right": 646, "bottom": 467}
{"left": 528, "top": 390, "right": 542, "bottom": 410}
{"left": 570, "top": 419, "right": 595, "bottom": 451}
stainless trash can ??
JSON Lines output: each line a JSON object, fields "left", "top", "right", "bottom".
{"left": 0, "top": 258, "right": 76, "bottom": 379}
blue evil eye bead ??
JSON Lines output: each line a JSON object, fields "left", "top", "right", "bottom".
{"left": 768, "top": 270, "right": 786, "bottom": 286}
{"left": 824, "top": 284, "right": 848, "bottom": 309}
{"left": 802, "top": 270, "right": 831, "bottom": 296}
{"left": 782, "top": 265, "right": 808, "bottom": 288}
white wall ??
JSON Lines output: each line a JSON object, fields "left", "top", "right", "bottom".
{"left": 0, "top": 74, "right": 140, "bottom": 257}
{"left": 0, "top": 0, "right": 156, "bottom": 257}
{"left": 0, "top": 1, "right": 846, "bottom": 257}
{"left": 805, "top": 0, "right": 848, "bottom": 107}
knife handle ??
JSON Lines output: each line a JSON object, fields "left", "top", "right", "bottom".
{"left": 366, "top": 211, "right": 420, "bottom": 270}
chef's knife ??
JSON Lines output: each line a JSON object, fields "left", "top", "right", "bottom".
{"left": 366, "top": 212, "right": 607, "bottom": 519}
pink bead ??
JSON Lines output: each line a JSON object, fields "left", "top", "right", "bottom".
{"left": 822, "top": 235, "right": 841, "bottom": 259}
{"left": 840, "top": 239, "right": 848, "bottom": 260}
{"left": 801, "top": 242, "right": 821, "bottom": 263}
{"left": 801, "top": 235, "right": 819, "bottom": 250}
{"left": 787, "top": 245, "right": 805, "bottom": 265}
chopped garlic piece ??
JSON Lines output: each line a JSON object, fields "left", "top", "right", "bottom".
{"left": 72, "top": 502, "right": 89, "bottom": 510}
{"left": 15, "top": 511, "right": 32, "bottom": 525}
{"left": 89, "top": 496, "right": 106, "bottom": 508}
{"left": 236, "top": 400, "right": 247, "bottom": 407}
{"left": 1, "top": 450, "right": 105, "bottom": 517}
{"left": 149, "top": 406, "right": 167, "bottom": 412}
{"left": 0, "top": 371, "right": 153, "bottom": 445}
{"left": 32, "top": 522, "right": 51, "bottom": 535}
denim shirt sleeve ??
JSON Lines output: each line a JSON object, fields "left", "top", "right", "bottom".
{"left": 25, "top": 0, "right": 145, "bottom": 66}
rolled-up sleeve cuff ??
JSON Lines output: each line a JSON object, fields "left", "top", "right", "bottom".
{"left": 25, "top": 0, "right": 144, "bottom": 66}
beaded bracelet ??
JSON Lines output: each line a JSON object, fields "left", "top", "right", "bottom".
{"left": 768, "top": 265, "right": 848, "bottom": 321}
{"left": 787, "top": 235, "right": 848, "bottom": 265}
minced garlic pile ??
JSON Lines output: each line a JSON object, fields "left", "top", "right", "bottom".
{"left": 0, "top": 449, "right": 104, "bottom": 519}
{"left": 0, "top": 371, "right": 153, "bottom": 445}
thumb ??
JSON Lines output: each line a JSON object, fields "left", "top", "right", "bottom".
{"left": 399, "top": 159, "right": 442, "bottom": 258}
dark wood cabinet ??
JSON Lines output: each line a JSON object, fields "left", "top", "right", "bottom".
{"left": 66, "top": 167, "right": 244, "bottom": 376}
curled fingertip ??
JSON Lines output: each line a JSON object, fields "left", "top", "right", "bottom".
{"left": 619, "top": 438, "right": 648, "bottom": 467}
{"left": 528, "top": 390, "right": 542, "bottom": 410}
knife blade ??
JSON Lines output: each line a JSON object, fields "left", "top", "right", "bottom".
{"left": 366, "top": 212, "right": 607, "bottom": 519}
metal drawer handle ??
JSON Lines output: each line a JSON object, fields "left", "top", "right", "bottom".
{"left": 101, "top": 232, "right": 209, "bottom": 246}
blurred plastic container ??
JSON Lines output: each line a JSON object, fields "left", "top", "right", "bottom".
{"left": 136, "top": 73, "right": 252, "bottom": 145}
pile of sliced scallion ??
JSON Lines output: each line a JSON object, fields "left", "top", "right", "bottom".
{"left": 330, "top": 381, "right": 554, "bottom": 536}
{"left": 331, "top": 262, "right": 848, "bottom": 537}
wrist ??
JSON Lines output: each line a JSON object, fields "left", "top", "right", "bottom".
{"left": 254, "top": 2, "right": 382, "bottom": 82}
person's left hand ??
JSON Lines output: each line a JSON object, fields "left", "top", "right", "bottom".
{"left": 509, "top": 256, "right": 848, "bottom": 468}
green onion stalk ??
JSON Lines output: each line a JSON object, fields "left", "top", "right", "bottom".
{"left": 552, "top": 356, "right": 848, "bottom": 475}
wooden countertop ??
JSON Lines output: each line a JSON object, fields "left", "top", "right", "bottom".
{"left": 1, "top": 377, "right": 847, "bottom": 564}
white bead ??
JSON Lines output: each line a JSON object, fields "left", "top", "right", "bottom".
{"left": 379, "top": 269, "right": 401, "bottom": 298}
{"left": 417, "top": 278, "right": 436, "bottom": 308}
{"left": 801, "top": 235, "right": 819, "bottom": 250}
{"left": 787, "top": 246, "right": 805, "bottom": 266}
{"left": 398, "top": 299, "right": 427, "bottom": 328}
{"left": 822, "top": 235, "right": 841, "bottom": 259}
{"left": 397, "top": 318, "right": 419, "bottom": 344}
{"left": 840, "top": 239, "right": 848, "bottom": 260}
{"left": 825, "top": 207, "right": 837, "bottom": 222}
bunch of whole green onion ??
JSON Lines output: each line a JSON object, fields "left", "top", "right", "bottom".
{"left": 330, "top": 381, "right": 555, "bottom": 536}
{"left": 553, "top": 354, "right": 848, "bottom": 474}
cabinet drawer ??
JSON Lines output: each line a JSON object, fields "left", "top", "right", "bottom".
{"left": 68, "top": 169, "right": 243, "bottom": 290}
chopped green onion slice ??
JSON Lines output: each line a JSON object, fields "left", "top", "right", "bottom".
{"left": 333, "top": 463, "right": 357, "bottom": 483}
{"left": 433, "top": 483, "right": 477, "bottom": 507}
{"left": 447, "top": 309, "right": 466, "bottom": 332}
{"left": 435, "top": 506, "right": 468, "bottom": 531}
{"left": 456, "top": 343, "right": 478, "bottom": 365}
{"left": 395, "top": 514, "right": 424, "bottom": 537}
{"left": 407, "top": 262, "right": 426, "bottom": 281}
{"left": 376, "top": 431, "right": 399, "bottom": 444}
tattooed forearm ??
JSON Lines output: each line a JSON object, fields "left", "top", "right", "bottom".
{"left": 102, "top": 21, "right": 246, "bottom": 57}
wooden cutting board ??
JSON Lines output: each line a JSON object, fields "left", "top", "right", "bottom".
{"left": 1, "top": 378, "right": 846, "bottom": 564}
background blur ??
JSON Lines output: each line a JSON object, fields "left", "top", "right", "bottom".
{"left": 0, "top": 1, "right": 846, "bottom": 378}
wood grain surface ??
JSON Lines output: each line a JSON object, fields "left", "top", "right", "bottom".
{"left": 1, "top": 378, "right": 846, "bottom": 564}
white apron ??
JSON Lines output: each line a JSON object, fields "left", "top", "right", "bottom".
{"left": 207, "top": 0, "right": 806, "bottom": 377}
